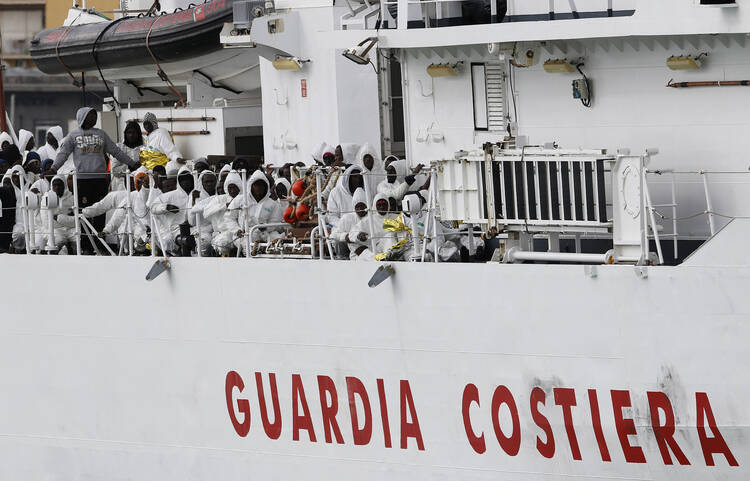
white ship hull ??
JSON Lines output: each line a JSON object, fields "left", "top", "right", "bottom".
{"left": 1, "top": 243, "right": 746, "bottom": 480}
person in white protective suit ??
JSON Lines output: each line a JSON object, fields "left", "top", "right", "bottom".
{"left": 21, "top": 151, "right": 44, "bottom": 187}
{"left": 216, "top": 164, "right": 231, "bottom": 195}
{"left": 355, "top": 143, "right": 385, "bottom": 204}
{"left": 6, "top": 165, "right": 27, "bottom": 251}
{"left": 236, "top": 170, "right": 284, "bottom": 242}
{"left": 150, "top": 165, "right": 194, "bottom": 254}
{"left": 142, "top": 112, "right": 184, "bottom": 173}
{"left": 36, "top": 126, "right": 64, "bottom": 165}
{"left": 17, "top": 129, "right": 35, "bottom": 160}
{"left": 27, "top": 177, "right": 49, "bottom": 252}
{"left": 311, "top": 141, "right": 335, "bottom": 165}
{"left": 38, "top": 175, "right": 77, "bottom": 253}
{"left": 81, "top": 183, "right": 129, "bottom": 241}
{"left": 326, "top": 164, "right": 363, "bottom": 228}
{"left": 348, "top": 192, "right": 397, "bottom": 261}
{"left": 330, "top": 187, "right": 367, "bottom": 259}
{"left": 402, "top": 190, "right": 459, "bottom": 262}
{"left": 0, "top": 131, "right": 13, "bottom": 150}
{"left": 207, "top": 171, "right": 243, "bottom": 256}
{"left": 377, "top": 159, "right": 419, "bottom": 202}
{"left": 274, "top": 177, "right": 292, "bottom": 202}
{"left": 188, "top": 170, "right": 218, "bottom": 256}
{"left": 100, "top": 171, "right": 152, "bottom": 254}
{"left": 344, "top": 188, "right": 376, "bottom": 260}
{"left": 335, "top": 143, "right": 360, "bottom": 166}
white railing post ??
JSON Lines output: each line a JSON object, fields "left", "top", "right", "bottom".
{"left": 314, "top": 170, "right": 328, "bottom": 259}
{"left": 125, "top": 172, "right": 134, "bottom": 256}
{"left": 241, "top": 169, "right": 250, "bottom": 258}
{"left": 701, "top": 171, "right": 716, "bottom": 236}
{"left": 150, "top": 212, "right": 157, "bottom": 257}
{"left": 671, "top": 173, "right": 678, "bottom": 259}
{"left": 431, "top": 167, "right": 439, "bottom": 263}
{"left": 643, "top": 179, "right": 664, "bottom": 265}
{"left": 71, "top": 171, "right": 82, "bottom": 256}
{"left": 397, "top": 0, "right": 407, "bottom": 29}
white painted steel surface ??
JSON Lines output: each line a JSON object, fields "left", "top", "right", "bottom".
{"left": 0, "top": 254, "right": 746, "bottom": 480}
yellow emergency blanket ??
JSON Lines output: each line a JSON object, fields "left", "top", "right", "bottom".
{"left": 375, "top": 214, "right": 412, "bottom": 261}
{"left": 139, "top": 149, "right": 169, "bottom": 170}
{"left": 382, "top": 213, "right": 411, "bottom": 234}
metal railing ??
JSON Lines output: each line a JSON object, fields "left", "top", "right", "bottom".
{"left": 341, "top": 0, "right": 634, "bottom": 30}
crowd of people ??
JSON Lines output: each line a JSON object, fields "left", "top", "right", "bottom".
{"left": 0, "top": 107, "right": 483, "bottom": 261}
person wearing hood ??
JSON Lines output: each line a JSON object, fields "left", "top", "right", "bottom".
{"left": 239, "top": 170, "right": 284, "bottom": 242}
{"left": 188, "top": 170, "right": 218, "bottom": 256}
{"left": 113, "top": 121, "right": 144, "bottom": 191}
{"left": 194, "top": 157, "right": 210, "bottom": 173}
{"left": 150, "top": 165, "right": 194, "bottom": 254}
{"left": 0, "top": 174, "right": 16, "bottom": 252}
{"left": 356, "top": 143, "right": 385, "bottom": 204}
{"left": 6, "top": 165, "right": 27, "bottom": 252}
{"left": 216, "top": 164, "right": 231, "bottom": 195}
{"left": 344, "top": 189, "right": 376, "bottom": 260}
{"left": 348, "top": 192, "right": 396, "bottom": 261}
{"left": 274, "top": 177, "right": 292, "bottom": 202}
{"left": 23, "top": 151, "right": 42, "bottom": 185}
{"left": 53, "top": 108, "right": 141, "bottom": 249}
{"left": 38, "top": 175, "right": 76, "bottom": 253}
{"left": 0, "top": 144, "right": 22, "bottom": 167}
{"left": 330, "top": 187, "right": 367, "bottom": 259}
{"left": 17, "top": 129, "right": 35, "bottom": 157}
{"left": 208, "top": 171, "right": 244, "bottom": 256}
{"left": 326, "top": 164, "right": 363, "bottom": 228}
{"left": 36, "top": 126, "right": 64, "bottom": 167}
{"left": 311, "top": 142, "right": 335, "bottom": 166}
{"left": 143, "top": 112, "right": 185, "bottom": 173}
{"left": 81, "top": 180, "right": 130, "bottom": 246}
{"left": 27, "top": 177, "right": 50, "bottom": 252}
{"left": 334, "top": 143, "right": 361, "bottom": 167}
{"left": 377, "top": 159, "right": 419, "bottom": 202}
{"left": 0, "top": 132, "right": 13, "bottom": 150}
{"left": 102, "top": 171, "right": 152, "bottom": 254}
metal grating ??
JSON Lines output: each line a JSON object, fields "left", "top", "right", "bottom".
{"left": 485, "top": 64, "right": 506, "bottom": 132}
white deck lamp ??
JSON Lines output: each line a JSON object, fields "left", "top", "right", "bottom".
{"left": 342, "top": 37, "right": 378, "bottom": 65}
{"left": 426, "top": 62, "right": 462, "bottom": 77}
{"left": 272, "top": 56, "right": 309, "bottom": 71}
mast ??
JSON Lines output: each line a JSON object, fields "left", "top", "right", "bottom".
{"left": 0, "top": 62, "right": 7, "bottom": 133}
{"left": 0, "top": 25, "right": 6, "bottom": 132}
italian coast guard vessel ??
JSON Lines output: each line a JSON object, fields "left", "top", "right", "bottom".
{"left": 1, "top": 0, "right": 748, "bottom": 479}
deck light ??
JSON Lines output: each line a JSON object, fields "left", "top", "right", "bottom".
{"left": 543, "top": 59, "right": 575, "bottom": 73}
{"left": 342, "top": 37, "right": 378, "bottom": 65}
{"left": 426, "top": 62, "right": 463, "bottom": 77}
{"left": 272, "top": 56, "right": 309, "bottom": 71}
{"left": 666, "top": 54, "right": 705, "bottom": 71}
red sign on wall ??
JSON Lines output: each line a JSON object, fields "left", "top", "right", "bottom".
{"left": 301, "top": 79, "right": 308, "bottom": 98}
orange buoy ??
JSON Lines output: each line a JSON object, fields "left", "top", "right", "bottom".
{"left": 283, "top": 206, "right": 296, "bottom": 224}
{"left": 292, "top": 179, "right": 306, "bottom": 197}
{"left": 295, "top": 203, "right": 310, "bottom": 222}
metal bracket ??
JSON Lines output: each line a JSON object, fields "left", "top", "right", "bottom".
{"left": 368, "top": 264, "right": 395, "bottom": 288}
{"left": 146, "top": 259, "right": 171, "bottom": 281}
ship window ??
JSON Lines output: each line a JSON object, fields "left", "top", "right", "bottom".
{"left": 379, "top": 52, "right": 406, "bottom": 157}
{"left": 0, "top": 7, "right": 43, "bottom": 56}
{"left": 472, "top": 62, "right": 506, "bottom": 133}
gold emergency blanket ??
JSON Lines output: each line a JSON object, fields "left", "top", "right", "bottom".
{"left": 139, "top": 149, "right": 169, "bottom": 170}
{"left": 375, "top": 214, "right": 412, "bottom": 261}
